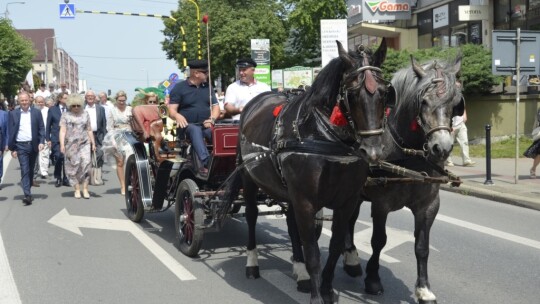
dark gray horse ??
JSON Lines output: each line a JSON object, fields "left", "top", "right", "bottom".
{"left": 341, "top": 55, "right": 464, "bottom": 304}
{"left": 224, "top": 40, "right": 393, "bottom": 303}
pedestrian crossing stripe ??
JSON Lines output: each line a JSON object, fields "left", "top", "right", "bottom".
{"left": 59, "top": 3, "right": 75, "bottom": 19}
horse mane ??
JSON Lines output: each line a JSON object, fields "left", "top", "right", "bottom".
{"left": 391, "top": 57, "right": 460, "bottom": 120}
{"left": 297, "top": 49, "right": 363, "bottom": 113}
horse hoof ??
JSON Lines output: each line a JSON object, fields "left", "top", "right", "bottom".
{"left": 245, "top": 266, "right": 260, "bottom": 279}
{"left": 419, "top": 300, "right": 437, "bottom": 304}
{"left": 296, "top": 279, "right": 311, "bottom": 293}
{"left": 364, "top": 279, "right": 384, "bottom": 295}
{"left": 343, "top": 264, "right": 363, "bottom": 277}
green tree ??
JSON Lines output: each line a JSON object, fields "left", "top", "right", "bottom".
{"left": 381, "top": 44, "right": 501, "bottom": 95}
{"left": 0, "top": 18, "right": 35, "bottom": 99}
{"left": 285, "top": 0, "right": 347, "bottom": 67}
{"left": 162, "top": 0, "right": 288, "bottom": 88}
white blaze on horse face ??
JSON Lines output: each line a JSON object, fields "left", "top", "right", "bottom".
{"left": 415, "top": 286, "right": 437, "bottom": 301}
{"left": 246, "top": 249, "right": 259, "bottom": 267}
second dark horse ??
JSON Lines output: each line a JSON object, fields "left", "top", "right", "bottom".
{"left": 225, "top": 40, "right": 393, "bottom": 304}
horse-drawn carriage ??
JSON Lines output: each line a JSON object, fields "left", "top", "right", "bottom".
{"left": 121, "top": 38, "right": 466, "bottom": 303}
{"left": 122, "top": 104, "right": 322, "bottom": 257}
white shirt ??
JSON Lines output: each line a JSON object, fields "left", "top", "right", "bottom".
{"left": 224, "top": 80, "right": 271, "bottom": 120}
{"left": 16, "top": 109, "right": 32, "bottom": 142}
{"left": 54, "top": 88, "right": 71, "bottom": 94}
{"left": 452, "top": 115, "right": 464, "bottom": 128}
{"left": 35, "top": 89, "right": 51, "bottom": 99}
{"left": 41, "top": 107, "right": 49, "bottom": 125}
{"left": 85, "top": 104, "right": 98, "bottom": 131}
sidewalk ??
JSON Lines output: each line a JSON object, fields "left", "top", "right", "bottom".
{"left": 440, "top": 157, "right": 540, "bottom": 211}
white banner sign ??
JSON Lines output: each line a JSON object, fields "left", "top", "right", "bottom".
{"left": 320, "top": 19, "right": 348, "bottom": 67}
{"left": 433, "top": 5, "right": 449, "bottom": 29}
{"left": 458, "top": 5, "right": 489, "bottom": 21}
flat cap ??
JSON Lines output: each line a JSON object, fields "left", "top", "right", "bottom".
{"left": 188, "top": 59, "right": 209, "bottom": 71}
{"left": 236, "top": 57, "right": 257, "bottom": 68}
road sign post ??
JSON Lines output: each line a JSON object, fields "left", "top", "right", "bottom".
{"left": 492, "top": 29, "right": 540, "bottom": 184}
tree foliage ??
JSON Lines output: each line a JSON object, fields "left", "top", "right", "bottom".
{"left": 162, "top": 0, "right": 288, "bottom": 87}
{"left": 0, "top": 19, "right": 35, "bottom": 99}
{"left": 381, "top": 44, "right": 501, "bottom": 95}
{"left": 284, "top": 0, "right": 347, "bottom": 67}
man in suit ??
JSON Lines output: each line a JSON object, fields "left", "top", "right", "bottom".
{"left": 0, "top": 104, "right": 9, "bottom": 188}
{"left": 8, "top": 92, "right": 45, "bottom": 205}
{"left": 84, "top": 90, "right": 107, "bottom": 174}
{"left": 46, "top": 92, "right": 70, "bottom": 187}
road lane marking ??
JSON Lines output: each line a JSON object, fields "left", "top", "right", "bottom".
{"left": 48, "top": 209, "right": 196, "bottom": 281}
{"left": 436, "top": 214, "right": 540, "bottom": 250}
{"left": 0, "top": 232, "right": 22, "bottom": 304}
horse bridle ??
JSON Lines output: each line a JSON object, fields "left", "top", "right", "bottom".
{"left": 415, "top": 68, "right": 452, "bottom": 141}
{"left": 338, "top": 51, "right": 391, "bottom": 140}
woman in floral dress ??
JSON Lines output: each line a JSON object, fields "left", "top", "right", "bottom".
{"left": 59, "top": 94, "right": 96, "bottom": 199}
{"left": 102, "top": 90, "right": 133, "bottom": 195}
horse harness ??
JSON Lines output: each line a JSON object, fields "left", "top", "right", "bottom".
{"left": 381, "top": 67, "right": 461, "bottom": 187}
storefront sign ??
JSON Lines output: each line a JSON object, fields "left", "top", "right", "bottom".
{"left": 459, "top": 5, "right": 489, "bottom": 21}
{"left": 433, "top": 5, "right": 449, "bottom": 29}
{"left": 362, "top": 0, "right": 412, "bottom": 21}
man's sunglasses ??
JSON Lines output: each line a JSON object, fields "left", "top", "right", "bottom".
{"left": 71, "top": 105, "right": 81, "bottom": 108}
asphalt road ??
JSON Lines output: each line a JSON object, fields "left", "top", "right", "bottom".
{"left": 1, "top": 155, "right": 539, "bottom": 304}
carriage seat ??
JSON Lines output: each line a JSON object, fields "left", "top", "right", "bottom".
{"left": 131, "top": 105, "right": 176, "bottom": 162}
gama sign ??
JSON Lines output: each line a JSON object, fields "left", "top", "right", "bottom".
{"left": 363, "top": 0, "right": 412, "bottom": 21}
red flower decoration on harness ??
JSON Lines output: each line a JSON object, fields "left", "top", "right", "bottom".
{"left": 273, "top": 104, "right": 284, "bottom": 117}
{"left": 330, "top": 104, "right": 348, "bottom": 126}
{"left": 410, "top": 118, "right": 420, "bottom": 131}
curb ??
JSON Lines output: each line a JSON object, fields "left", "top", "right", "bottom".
{"left": 440, "top": 184, "right": 540, "bottom": 211}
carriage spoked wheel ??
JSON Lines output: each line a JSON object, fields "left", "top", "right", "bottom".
{"left": 125, "top": 155, "right": 144, "bottom": 222}
{"left": 175, "top": 179, "right": 204, "bottom": 257}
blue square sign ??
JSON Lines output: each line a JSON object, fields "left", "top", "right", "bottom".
{"left": 59, "top": 3, "right": 75, "bottom": 19}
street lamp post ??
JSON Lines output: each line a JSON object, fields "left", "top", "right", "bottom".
{"left": 44, "top": 36, "right": 57, "bottom": 86}
{"left": 4, "top": 2, "right": 25, "bottom": 20}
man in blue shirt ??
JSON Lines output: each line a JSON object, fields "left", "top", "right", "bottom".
{"left": 168, "top": 59, "right": 220, "bottom": 174}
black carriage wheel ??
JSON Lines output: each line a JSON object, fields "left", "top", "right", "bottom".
{"left": 315, "top": 209, "right": 323, "bottom": 241}
{"left": 175, "top": 179, "right": 204, "bottom": 257}
{"left": 125, "top": 156, "right": 144, "bottom": 222}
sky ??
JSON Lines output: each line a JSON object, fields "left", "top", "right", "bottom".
{"left": 7, "top": 0, "right": 183, "bottom": 100}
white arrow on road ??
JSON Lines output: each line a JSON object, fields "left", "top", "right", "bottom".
{"left": 48, "top": 209, "right": 196, "bottom": 281}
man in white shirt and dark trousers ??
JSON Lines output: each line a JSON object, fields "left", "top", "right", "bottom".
{"left": 8, "top": 92, "right": 45, "bottom": 205}
{"left": 224, "top": 58, "right": 271, "bottom": 120}
{"left": 445, "top": 109, "right": 476, "bottom": 167}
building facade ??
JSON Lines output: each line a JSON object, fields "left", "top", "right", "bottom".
{"left": 16, "top": 28, "right": 78, "bottom": 93}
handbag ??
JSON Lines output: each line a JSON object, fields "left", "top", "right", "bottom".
{"left": 90, "top": 151, "right": 103, "bottom": 185}
{"left": 532, "top": 126, "right": 540, "bottom": 142}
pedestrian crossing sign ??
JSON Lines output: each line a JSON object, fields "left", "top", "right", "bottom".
{"left": 59, "top": 3, "right": 75, "bottom": 19}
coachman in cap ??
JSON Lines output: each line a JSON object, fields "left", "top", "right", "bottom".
{"left": 235, "top": 57, "right": 257, "bottom": 69}
{"left": 224, "top": 57, "right": 271, "bottom": 120}
{"left": 167, "top": 59, "right": 220, "bottom": 175}
{"left": 187, "top": 59, "right": 209, "bottom": 71}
